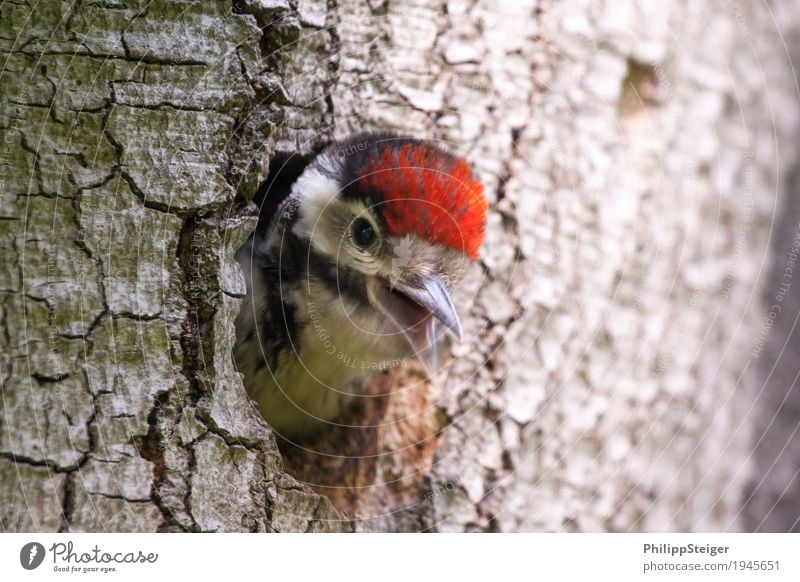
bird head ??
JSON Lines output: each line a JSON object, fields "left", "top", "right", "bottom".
{"left": 280, "top": 133, "right": 488, "bottom": 376}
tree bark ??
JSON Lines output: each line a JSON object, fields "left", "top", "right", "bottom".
{"left": 1, "top": 0, "right": 797, "bottom": 532}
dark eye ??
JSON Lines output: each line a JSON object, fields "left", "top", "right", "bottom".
{"left": 351, "top": 217, "right": 377, "bottom": 248}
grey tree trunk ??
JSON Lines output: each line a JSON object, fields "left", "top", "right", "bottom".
{"left": 1, "top": 0, "right": 797, "bottom": 532}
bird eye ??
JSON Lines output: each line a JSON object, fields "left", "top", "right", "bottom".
{"left": 351, "top": 217, "right": 377, "bottom": 249}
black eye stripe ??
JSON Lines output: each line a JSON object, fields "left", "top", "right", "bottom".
{"left": 352, "top": 217, "right": 377, "bottom": 248}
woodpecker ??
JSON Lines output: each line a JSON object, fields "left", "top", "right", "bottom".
{"left": 234, "top": 132, "right": 488, "bottom": 441}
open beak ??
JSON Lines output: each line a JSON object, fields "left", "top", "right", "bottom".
{"left": 368, "top": 274, "right": 463, "bottom": 378}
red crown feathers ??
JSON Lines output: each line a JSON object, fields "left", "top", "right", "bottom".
{"left": 359, "top": 144, "right": 487, "bottom": 260}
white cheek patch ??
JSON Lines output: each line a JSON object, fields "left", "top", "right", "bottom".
{"left": 291, "top": 165, "right": 383, "bottom": 274}
{"left": 291, "top": 167, "right": 344, "bottom": 257}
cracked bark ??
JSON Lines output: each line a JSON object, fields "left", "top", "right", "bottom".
{"left": 1, "top": 0, "right": 798, "bottom": 532}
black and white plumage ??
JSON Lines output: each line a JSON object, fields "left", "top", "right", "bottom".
{"left": 234, "top": 132, "right": 488, "bottom": 441}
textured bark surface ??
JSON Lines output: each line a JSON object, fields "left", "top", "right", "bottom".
{"left": 1, "top": 0, "right": 798, "bottom": 532}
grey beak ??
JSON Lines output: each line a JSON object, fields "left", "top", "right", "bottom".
{"left": 368, "top": 273, "right": 464, "bottom": 378}
{"left": 390, "top": 275, "right": 462, "bottom": 378}
{"left": 394, "top": 275, "right": 464, "bottom": 342}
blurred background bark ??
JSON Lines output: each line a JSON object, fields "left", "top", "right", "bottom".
{"left": 1, "top": 0, "right": 799, "bottom": 532}
{"left": 742, "top": 128, "right": 800, "bottom": 532}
